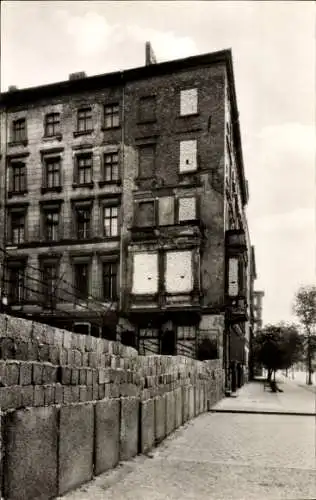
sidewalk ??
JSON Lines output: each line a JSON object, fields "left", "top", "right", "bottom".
{"left": 212, "top": 377, "right": 316, "bottom": 416}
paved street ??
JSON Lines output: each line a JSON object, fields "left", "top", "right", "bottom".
{"left": 62, "top": 379, "right": 316, "bottom": 500}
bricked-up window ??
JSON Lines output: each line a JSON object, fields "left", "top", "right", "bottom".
{"left": 132, "top": 252, "right": 158, "bottom": 295}
{"left": 102, "top": 262, "right": 118, "bottom": 300}
{"left": 138, "top": 96, "right": 156, "bottom": 123}
{"left": 12, "top": 118, "right": 26, "bottom": 143}
{"left": 136, "top": 201, "right": 155, "bottom": 227}
{"left": 165, "top": 250, "right": 193, "bottom": 293}
{"left": 179, "top": 140, "right": 197, "bottom": 173}
{"left": 158, "top": 196, "right": 174, "bottom": 226}
{"left": 138, "top": 145, "right": 155, "bottom": 179}
{"left": 104, "top": 104, "right": 119, "bottom": 129}
{"left": 44, "top": 210, "right": 60, "bottom": 242}
{"left": 45, "top": 158, "right": 61, "bottom": 189}
{"left": 7, "top": 264, "right": 26, "bottom": 303}
{"left": 76, "top": 207, "right": 91, "bottom": 239}
{"left": 180, "top": 88, "right": 198, "bottom": 116}
{"left": 103, "top": 206, "right": 118, "bottom": 237}
{"left": 74, "top": 263, "right": 89, "bottom": 298}
{"left": 76, "top": 154, "right": 92, "bottom": 185}
{"left": 103, "top": 152, "right": 119, "bottom": 182}
{"left": 10, "top": 211, "right": 25, "bottom": 244}
{"left": 45, "top": 113, "right": 61, "bottom": 137}
{"left": 42, "top": 263, "right": 58, "bottom": 304}
{"left": 77, "top": 107, "right": 93, "bottom": 132}
{"left": 178, "top": 197, "right": 196, "bottom": 222}
{"left": 11, "top": 162, "right": 26, "bottom": 193}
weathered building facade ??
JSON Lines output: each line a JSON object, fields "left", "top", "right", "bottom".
{"left": 0, "top": 45, "right": 254, "bottom": 391}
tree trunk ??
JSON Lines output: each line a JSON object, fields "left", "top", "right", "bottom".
{"left": 267, "top": 368, "right": 272, "bottom": 382}
{"left": 307, "top": 329, "right": 313, "bottom": 385}
{"left": 285, "top": 368, "right": 288, "bottom": 377}
{"left": 273, "top": 370, "right": 276, "bottom": 382}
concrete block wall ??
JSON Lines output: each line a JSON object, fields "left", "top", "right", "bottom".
{"left": 0, "top": 314, "right": 224, "bottom": 499}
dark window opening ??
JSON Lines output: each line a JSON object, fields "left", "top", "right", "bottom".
{"left": 76, "top": 207, "right": 91, "bottom": 239}
{"left": 42, "top": 263, "right": 58, "bottom": 305}
{"left": 45, "top": 113, "right": 61, "bottom": 137}
{"left": 74, "top": 263, "right": 89, "bottom": 298}
{"left": 44, "top": 210, "right": 60, "bottom": 241}
{"left": 11, "top": 163, "right": 26, "bottom": 193}
{"left": 103, "top": 152, "right": 119, "bottom": 182}
{"left": 76, "top": 155, "right": 92, "bottom": 184}
{"left": 103, "top": 206, "right": 118, "bottom": 237}
{"left": 102, "top": 262, "right": 118, "bottom": 301}
{"left": 45, "top": 158, "right": 61, "bottom": 189}
{"left": 10, "top": 212, "right": 25, "bottom": 244}
{"left": 77, "top": 107, "right": 92, "bottom": 132}
{"left": 12, "top": 118, "right": 26, "bottom": 142}
{"left": 7, "top": 265, "right": 26, "bottom": 303}
{"left": 161, "top": 330, "right": 176, "bottom": 355}
{"left": 104, "top": 104, "right": 119, "bottom": 129}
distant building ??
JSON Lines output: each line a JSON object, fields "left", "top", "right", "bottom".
{"left": 0, "top": 43, "right": 255, "bottom": 391}
{"left": 253, "top": 290, "right": 264, "bottom": 332}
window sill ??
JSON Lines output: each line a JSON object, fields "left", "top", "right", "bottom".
{"left": 41, "top": 186, "right": 62, "bottom": 194}
{"left": 8, "top": 140, "right": 28, "bottom": 147}
{"left": 8, "top": 190, "right": 28, "bottom": 198}
{"left": 98, "top": 180, "right": 122, "bottom": 187}
{"left": 73, "top": 130, "right": 94, "bottom": 137}
{"left": 101, "top": 126, "right": 121, "bottom": 132}
{"left": 72, "top": 182, "right": 94, "bottom": 189}
{"left": 42, "top": 134, "right": 63, "bottom": 142}
{"left": 178, "top": 113, "right": 199, "bottom": 119}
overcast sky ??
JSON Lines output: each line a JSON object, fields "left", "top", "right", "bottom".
{"left": 1, "top": 1, "right": 315, "bottom": 325}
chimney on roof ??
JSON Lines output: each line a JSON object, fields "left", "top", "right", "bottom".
{"left": 145, "top": 42, "right": 157, "bottom": 66}
{"left": 68, "top": 71, "right": 87, "bottom": 81}
{"left": 8, "top": 85, "right": 18, "bottom": 92}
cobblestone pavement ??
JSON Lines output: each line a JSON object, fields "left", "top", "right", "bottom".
{"left": 62, "top": 383, "right": 316, "bottom": 500}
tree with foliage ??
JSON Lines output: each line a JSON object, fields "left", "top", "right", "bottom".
{"left": 253, "top": 323, "right": 303, "bottom": 388}
{"left": 293, "top": 285, "right": 316, "bottom": 385}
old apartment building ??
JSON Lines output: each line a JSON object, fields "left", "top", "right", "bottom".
{"left": 0, "top": 44, "right": 254, "bottom": 390}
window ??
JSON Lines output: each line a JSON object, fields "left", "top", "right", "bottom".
{"left": 45, "top": 158, "right": 61, "bottom": 189}
{"left": 12, "top": 118, "right": 26, "bottom": 142}
{"left": 76, "top": 154, "right": 92, "bottom": 185}
{"left": 138, "top": 145, "right": 155, "bottom": 178}
{"left": 103, "top": 206, "right": 118, "bottom": 237}
{"left": 136, "top": 201, "right": 155, "bottom": 227}
{"left": 177, "top": 326, "right": 196, "bottom": 340}
{"left": 179, "top": 140, "right": 197, "bottom": 173}
{"left": 178, "top": 197, "right": 196, "bottom": 222}
{"left": 7, "top": 264, "right": 26, "bottom": 303}
{"left": 74, "top": 263, "right": 89, "bottom": 298}
{"left": 132, "top": 252, "right": 158, "bottom": 294}
{"left": 76, "top": 207, "right": 91, "bottom": 239}
{"left": 42, "top": 263, "right": 58, "bottom": 304}
{"left": 165, "top": 251, "right": 193, "bottom": 293}
{"left": 158, "top": 196, "right": 174, "bottom": 226}
{"left": 103, "top": 152, "right": 119, "bottom": 182}
{"left": 180, "top": 88, "right": 198, "bottom": 116}
{"left": 44, "top": 210, "right": 60, "bottom": 241}
{"left": 102, "top": 262, "right": 118, "bottom": 300}
{"left": 45, "top": 113, "right": 61, "bottom": 137}
{"left": 228, "top": 257, "right": 238, "bottom": 297}
{"left": 138, "top": 96, "right": 156, "bottom": 123}
{"left": 10, "top": 162, "right": 26, "bottom": 193}
{"left": 10, "top": 211, "right": 25, "bottom": 244}
{"left": 77, "top": 107, "right": 92, "bottom": 133}
{"left": 104, "top": 104, "right": 119, "bottom": 129}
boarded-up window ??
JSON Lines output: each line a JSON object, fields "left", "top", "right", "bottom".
{"left": 136, "top": 201, "right": 155, "bottom": 227}
{"left": 159, "top": 197, "right": 174, "bottom": 226}
{"left": 138, "top": 145, "right": 155, "bottom": 178}
{"left": 139, "top": 96, "right": 156, "bottom": 123}
{"left": 228, "top": 257, "right": 238, "bottom": 297}
{"left": 179, "top": 140, "right": 197, "bottom": 173}
{"left": 180, "top": 88, "right": 198, "bottom": 116}
{"left": 178, "top": 197, "right": 196, "bottom": 222}
{"left": 165, "top": 251, "right": 193, "bottom": 293}
{"left": 132, "top": 252, "right": 158, "bottom": 294}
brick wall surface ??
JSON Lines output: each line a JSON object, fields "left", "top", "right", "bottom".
{"left": 0, "top": 314, "right": 224, "bottom": 499}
